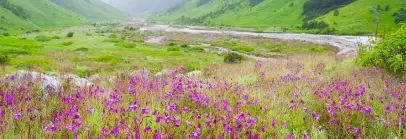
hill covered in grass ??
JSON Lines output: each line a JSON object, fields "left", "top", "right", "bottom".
{"left": 152, "top": 0, "right": 405, "bottom": 34}
{"left": 51, "top": 0, "right": 130, "bottom": 21}
{"left": 0, "top": 0, "right": 88, "bottom": 34}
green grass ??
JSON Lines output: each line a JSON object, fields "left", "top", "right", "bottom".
{"left": 8, "top": 0, "right": 88, "bottom": 28}
{"left": 317, "top": 0, "right": 406, "bottom": 35}
{"left": 0, "top": 26, "right": 223, "bottom": 74}
{"left": 231, "top": 45, "right": 255, "bottom": 52}
{"left": 61, "top": 41, "right": 74, "bottom": 46}
{"left": 153, "top": 0, "right": 404, "bottom": 34}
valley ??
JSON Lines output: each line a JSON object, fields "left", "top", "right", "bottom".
{"left": 0, "top": 0, "right": 405, "bottom": 138}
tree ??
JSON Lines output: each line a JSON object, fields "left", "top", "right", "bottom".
{"left": 334, "top": 10, "right": 340, "bottom": 16}
{"left": 377, "top": 5, "right": 382, "bottom": 11}
{"left": 385, "top": 5, "right": 391, "bottom": 11}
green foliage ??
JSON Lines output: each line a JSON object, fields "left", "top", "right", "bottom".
{"left": 224, "top": 53, "right": 243, "bottom": 63}
{"left": 134, "top": 39, "right": 144, "bottom": 43}
{"left": 310, "top": 46, "right": 328, "bottom": 53}
{"left": 3, "top": 31, "right": 9, "bottom": 36}
{"left": 334, "top": 10, "right": 340, "bottom": 16}
{"left": 231, "top": 46, "right": 255, "bottom": 52}
{"left": 302, "top": 0, "right": 355, "bottom": 20}
{"left": 109, "top": 34, "right": 117, "bottom": 38}
{"left": 35, "top": 35, "right": 53, "bottom": 42}
{"left": 115, "top": 42, "right": 136, "bottom": 48}
{"left": 75, "top": 47, "right": 89, "bottom": 52}
{"left": 61, "top": 41, "right": 74, "bottom": 46}
{"left": 52, "top": 36, "right": 61, "bottom": 39}
{"left": 393, "top": 8, "right": 406, "bottom": 24}
{"left": 302, "top": 20, "right": 329, "bottom": 30}
{"left": 10, "top": 58, "right": 52, "bottom": 70}
{"left": 102, "top": 39, "right": 123, "bottom": 43}
{"left": 385, "top": 5, "right": 391, "bottom": 11}
{"left": 95, "top": 55, "right": 123, "bottom": 65}
{"left": 167, "top": 47, "right": 180, "bottom": 52}
{"left": 254, "top": 28, "right": 264, "bottom": 33}
{"left": 86, "top": 33, "right": 93, "bottom": 36}
{"left": 0, "top": 0, "right": 29, "bottom": 19}
{"left": 168, "top": 42, "right": 177, "bottom": 46}
{"left": 0, "top": 54, "right": 9, "bottom": 65}
{"left": 190, "top": 46, "right": 204, "bottom": 51}
{"left": 180, "top": 44, "right": 189, "bottom": 48}
{"left": 66, "top": 32, "right": 74, "bottom": 37}
{"left": 357, "top": 25, "right": 406, "bottom": 74}
{"left": 76, "top": 66, "right": 97, "bottom": 78}
{"left": 0, "top": 37, "right": 43, "bottom": 48}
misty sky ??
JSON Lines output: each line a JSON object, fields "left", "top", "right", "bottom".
{"left": 102, "top": 0, "right": 184, "bottom": 18}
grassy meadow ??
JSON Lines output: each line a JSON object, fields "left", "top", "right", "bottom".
{"left": 0, "top": 22, "right": 405, "bottom": 139}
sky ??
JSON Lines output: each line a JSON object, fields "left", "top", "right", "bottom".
{"left": 102, "top": 0, "right": 184, "bottom": 18}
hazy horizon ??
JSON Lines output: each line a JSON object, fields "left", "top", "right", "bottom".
{"left": 102, "top": 0, "right": 184, "bottom": 18}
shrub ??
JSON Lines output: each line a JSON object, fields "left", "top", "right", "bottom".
{"left": 102, "top": 39, "right": 123, "bottom": 43}
{"left": 52, "top": 36, "right": 61, "bottom": 39}
{"left": 75, "top": 47, "right": 89, "bottom": 52}
{"left": 0, "top": 54, "right": 9, "bottom": 65}
{"left": 357, "top": 25, "right": 406, "bottom": 74}
{"left": 302, "top": 20, "right": 329, "bottom": 30}
{"left": 76, "top": 67, "right": 97, "bottom": 78}
{"left": 66, "top": 32, "right": 74, "bottom": 37}
{"left": 385, "top": 5, "right": 390, "bottom": 11}
{"left": 168, "top": 42, "right": 177, "bottom": 46}
{"left": 334, "top": 10, "right": 340, "bottom": 16}
{"left": 180, "top": 44, "right": 189, "bottom": 48}
{"left": 3, "top": 31, "right": 9, "bottom": 36}
{"left": 167, "top": 47, "right": 180, "bottom": 52}
{"left": 35, "top": 35, "right": 53, "bottom": 42}
{"left": 61, "top": 41, "right": 74, "bottom": 46}
{"left": 224, "top": 53, "right": 243, "bottom": 63}
{"left": 191, "top": 46, "right": 204, "bottom": 51}
{"left": 393, "top": 8, "right": 406, "bottom": 24}
{"left": 109, "top": 34, "right": 117, "bottom": 38}
{"left": 86, "top": 33, "right": 93, "bottom": 36}
{"left": 95, "top": 55, "right": 123, "bottom": 65}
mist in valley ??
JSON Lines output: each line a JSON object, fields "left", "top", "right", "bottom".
{"left": 102, "top": 0, "right": 184, "bottom": 18}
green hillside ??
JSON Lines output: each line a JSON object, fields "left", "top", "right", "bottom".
{"left": 0, "top": 7, "right": 39, "bottom": 34}
{"left": 0, "top": 0, "right": 88, "bottom": 34}
{"left": 152, "top": 0, "right": 405, "bottom": 34}
{"left": 317, "top": 0, "right": 406, "bottom": 34}
{"left": 9, "top": 0, "right": 88, "bottom": 28}
{"left": 51, "top": 0, "right": 130, "bottom": 21}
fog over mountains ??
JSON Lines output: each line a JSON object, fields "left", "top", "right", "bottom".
{"left": 102, "top": 0, "right": 184, "bottom": 18}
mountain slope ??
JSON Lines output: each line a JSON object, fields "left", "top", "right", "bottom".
{"left": 0, "top": 7, "right": 39, "bottom": 33}
{"left": 51, "top": 0, "right": 130, "bottom": 21}
{"left": 317, "top": 0, "right": 405, "bottom": 34}
{"left": 152, "top": 0, "right": 404, "bottom": 34}
{"left": 8, "top": 0, "right": 88, "bottom": 28}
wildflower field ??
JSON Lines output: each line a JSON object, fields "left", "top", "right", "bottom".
{"left": 0, "top": 23, "right": 405, "bottom": 139}
{"left": 0, "top": 53, "right": 405, "bottom": 139}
